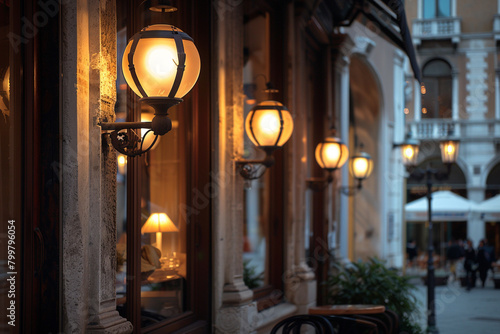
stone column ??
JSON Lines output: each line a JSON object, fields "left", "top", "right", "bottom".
{"left": 61, "top": 0, "right": 131, "bottom": 333}
{"left": 283, "top": 6, "right": 316, "bottom": 314}
{"left": 212, "top": 1, "right": 256, "bottom": 333}
{"left": 332, "top": 35, "right": 354, "bottom": 260}
{"left": 467, "top": 188, "right": 486, "bottom": 247}
{"left": 86, "top": 1, "right": 132, "bottom": 332}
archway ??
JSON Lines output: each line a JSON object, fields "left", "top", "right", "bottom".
{"left": 349, "top": 55, "right": 381, "bottom": 260}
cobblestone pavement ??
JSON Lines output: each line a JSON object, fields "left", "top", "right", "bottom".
{"left": 411, "top": 275, "right": 500, "bottom": 334}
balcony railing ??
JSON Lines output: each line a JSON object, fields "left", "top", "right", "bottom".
{"left": 407, "top": 119, "right": 500, "bottom": 141}
{"left": 412, "top": 17, "right": 461, "bottom": 45}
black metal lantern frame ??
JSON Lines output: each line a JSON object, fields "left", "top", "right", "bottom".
{"left": 100, "top": 26, "right": 192, "bottom": 157}
{"left": 236, "top": 104, "right": 288, "bottom": 180}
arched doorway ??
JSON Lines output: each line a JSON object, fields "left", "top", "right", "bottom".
{"left": 349, "top": 55, "right": 381, "bottom": 260}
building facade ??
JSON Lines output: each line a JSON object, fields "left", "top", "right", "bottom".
{"left": 404, "top": 0, "right": 500, "bottom": 261}
{"left": 0, "top": 0, "right": 418, "bottom": 333}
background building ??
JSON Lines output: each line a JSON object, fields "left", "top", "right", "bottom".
{"left": 404, "top": 0, "right": 500, "bottom": 264}
{"left": 0, "top": 0, "right": 420, "bottom": 333}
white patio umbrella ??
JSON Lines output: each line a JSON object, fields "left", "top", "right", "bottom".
{"left": 405, "top": 190, "right": 475, "bottom": 222}
{"left": 474, "top": 194, "right": 500, "bottom": 221}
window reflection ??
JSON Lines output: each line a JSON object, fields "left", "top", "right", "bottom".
{"left": 138, "top": 105, "right": 187, "bottom": 326}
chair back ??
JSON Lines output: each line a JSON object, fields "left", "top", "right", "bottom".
{"left": 270, "top": 314, "right": 336, "bottom": 334}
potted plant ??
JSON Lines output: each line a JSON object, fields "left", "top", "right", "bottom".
{"left": 328, "top": 257, "right": 423, "bottom": 334}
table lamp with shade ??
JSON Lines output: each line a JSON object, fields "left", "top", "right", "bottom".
{"left": 141, "top": 212, "right": 179, "bottom": 255}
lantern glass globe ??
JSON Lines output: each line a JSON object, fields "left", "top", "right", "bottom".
{"left": 122, "top": 24, "right": 201, "bottom": 99}
{"left": 245, "top": 100, "right": 294, "bottom": 148}
{"left": 314, "top": 137, "right": 349, "bottom": 171}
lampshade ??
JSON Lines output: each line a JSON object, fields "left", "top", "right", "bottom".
{"left": 315, "top": 137, "right": 349, "bottom": 171}
{"left": 245, "top": 100, "right": 294, "bottom": 148}
{"left": 142, "top": 213, "right": 179, "bottom": 234}
{"left": 349, "top": 151, "right": 373, "bottom": 180}
{"left": 439, "top": 140, "right": 459, "bottom": 164}
{"left": 122, "top": 24, "right": 201, "bottom": 100}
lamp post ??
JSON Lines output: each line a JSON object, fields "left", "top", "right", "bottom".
{"left": 400, "top": 136, "right": 460, "bottom": 334}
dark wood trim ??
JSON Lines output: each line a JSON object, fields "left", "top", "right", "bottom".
{"left": 125, "top": 2, "right": 143, "bottom": 331}
{"left": 20, "top": 0, "right": 35, "bottom": 332}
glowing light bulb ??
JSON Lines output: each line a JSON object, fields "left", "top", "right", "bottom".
{"left": 404, "top": 108, "right": 409, "bottom": 114}
{"left": 325, "top": 144, "right": 341, "bottom": 162}
{"left": 353, "top": 158, "right": 368, "bottom": 174}
{"left": 118, "top": 155, "right": 127, "bottom": 167}
{"left": 259, "top": 112, "right": 280, "bottom": 135}
{"left": 404, "top": 147, "right": 414, "bottom": 159}
{"left": 145, "top": 45, "right": 177, "bottom": 78}
{"left": 446, "top": 145, "right": 454, "bottom": 154}
{"left": 421, "top": 85, "right": 426, "bottom": 95}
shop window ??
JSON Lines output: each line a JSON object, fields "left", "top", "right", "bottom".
{"left": 115, "top": 0, "right": 210, "bottom": 332}
{"left": 421, "top": 59, "right": 452, "bottom": 119}
{"left": 242, "top": 6, "right": 284, "bottom": 311}
{"left": 423, "top": 0, "right": 451, "bottom": 19}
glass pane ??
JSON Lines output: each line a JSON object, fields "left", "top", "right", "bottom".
{"left": 0, "top": 2, "right": 21, "bottom": 333}
{"left": 242, "top": 13, "right": 271, "bottom": 289}
{"left": 437, "top": 0, "right": 451, "bottom": 17}
{"left": 421, "top": 78, "right": 439, "bottom": 119}
{"left": 140, "top": 104, "right": 187, "bottom": 327}
{"left": 438, "top": 77, "right": 452, "bottom": 118}
{"left": 423, "top": 0, "right": 436, "bottom": 19}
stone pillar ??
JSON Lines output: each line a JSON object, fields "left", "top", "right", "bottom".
{"left": 61, "top": 0, "right": 131, "bottom": 333}
{"left": 212, "top": 1, "right": 256, "bottom": 333}
{"left": 332, "top": 35, "right": 354, "bottom": 260}
{"left": 467, "top": 188, "right": 486, "bottom": 247}
{"left": 61, "top": 0, "right": 91, "bottom": 330}
{"left": 283, "top": 5, "right": 316, "bottom": 314}
{"left": 86, "top": 0, "right": 132, "bottom": 332}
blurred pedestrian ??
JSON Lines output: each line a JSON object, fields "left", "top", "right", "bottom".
{"left": 477, "top": 240, "right": 492, "bottom": 287}
{"left": 483, "top": 238, "right": 496, "bottom": 274}
{"left": 464, "top": 239, "right": 477, "bottom": 291}
{"left": 406, "top": 239, "right": 417, "bottom": 267}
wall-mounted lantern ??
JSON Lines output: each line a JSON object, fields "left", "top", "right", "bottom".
{"left": 236, "top": 100, "right": 294, "bottom": 180}
{"left": 100, "top": 1, "right": 200, "bottom": 157}
{"left": 306, "top": 136, "right": 348, "bottom": 191}
{"left": 341, "top": 149, "right": 373, "bottom": 196}
{"left": 307, "top": 136, "right": 373, "bottom": 194}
